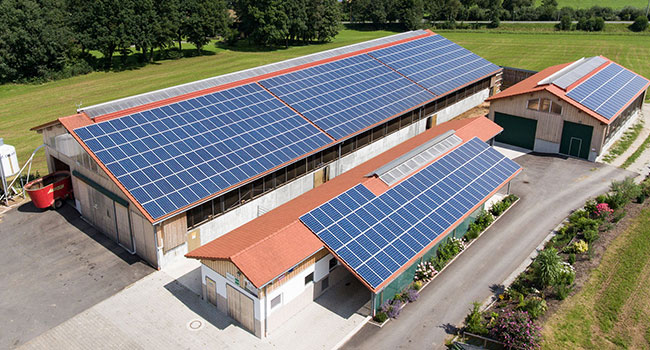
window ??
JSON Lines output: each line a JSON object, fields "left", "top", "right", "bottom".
{"left": 239, "top": 183, "right": 252, "bottom": 203}
{"left": 527, "top": 98, "right": 539, "bottom": 110}
{"left": 551, "top": 101, "right": 562, "bottom": 115}
{"left": 274, "top": 167, "right": 287, "bottom": 187}
{"left": 540, "top": 98, "right": 551, "bottom": 112}
{"left": 271, "top": 294, "right": 282, "bottom": 309}
{"left": 386, "top": 117, "right": 400, "bottom": 135}
{"left": 356, "top": 130, "right": 371, "bottom": 148}
{"left": 263, "top": 173, "right": 275, "bottom": 192}
{"left": 340, "top": 138, "right": 355, "bottom": 157}
{"left": 187, "top": 200, "right": 212, "bottom": 229}
{"left": 224, "top": 189, "right": 239, "bottom": 211}
{"left": 294, "top": 159, "right": 307, "bottom": 178}
{"left": 322, "top": 146, "right": 338, "bottom": 164}
{"left": 252, "top": 178, "right": 264, "bottom": 198}
{"left": 329, "top": 258, "right": 338, "bottom": 271}
{"left": 305, "top": 272, "right": 314, "bottom": 285}
{"left": 213, "top": 196, "right": 223, "bottom": 216}
{"left": 372, "top": 125, "right": 386, "bottom": 141}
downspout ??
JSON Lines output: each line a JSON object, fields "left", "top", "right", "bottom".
{"left": 264, "top": 285, "right": 269, "bottom": 337}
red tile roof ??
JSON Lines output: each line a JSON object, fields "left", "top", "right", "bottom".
{"left": 186, "top": 116, "right": 504, "bottom": 288}
{"left": 487, "top": 57, "right": 649, "bottom": 124}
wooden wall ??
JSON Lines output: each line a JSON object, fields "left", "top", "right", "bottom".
{"left": 160, "top": 213, "right": 187, "bottom": 253}
{"left": 489, "top": 90, "right": 607, "bottom": 153}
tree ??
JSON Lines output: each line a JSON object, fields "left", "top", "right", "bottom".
{"left": 557, "top": 15, "right": 572, "bottom": 30}
{"left": 67, "top": 0, "right": 136, "bottom": 69}
{"left": 179, "top": 0, "right": 230, "bottom": 54}
{"left": 307, "top": 0, "right": 341, "bottom": 42}
{"left": 533, "top": 247, "right": 561, "bottom": 287}
{"left": 284, "top": 0, "right": 308, "bottom": 45}
{"left": 234, "top": 0, "right": 288, "bottom": 46}
{"left": 132, "top": 0, "right": 158, "bottom": 62}
{"left": 630, "top": 15, "right": 649, "bottom": 32}
{"left": 0, "top": 0, "right": 74, "bottom": 82}
{"left": 152, "top": 0, "right": 180, "bottom": 58}
{"left": 394, "top": 0, "right": 424, "bottom": 30}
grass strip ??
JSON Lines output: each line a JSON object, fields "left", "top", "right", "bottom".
{"left": 621, "top": 133, "right": 650, "bottom": 169}
{"left": 602, "top": 122, "right": 644, "bottom": 163}
{"left": 594, "top": 209, "right": 650, "bottom": 332}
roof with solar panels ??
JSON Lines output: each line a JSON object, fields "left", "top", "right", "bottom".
{"left": 186, "top": 116, "right": 521, "bottom": 292}
{"left": 487, "top": 56, "right": 650, "bottom": 124}
{"left": 46, "top": 29, "right": 503, "bottom": 224}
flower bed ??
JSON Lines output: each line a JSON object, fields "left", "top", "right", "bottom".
{"left": 457, "top": 176, "right": 648, "bottom": 349}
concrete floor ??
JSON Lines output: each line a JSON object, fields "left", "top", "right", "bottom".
{"left": 0, "top": 202, "right": 153, "bottom": 349}
{"left": 341, "top": 153, "right": 636, "bottom": 349}
{"left": 19, "top": 259, "right": 370, "bottom": 350}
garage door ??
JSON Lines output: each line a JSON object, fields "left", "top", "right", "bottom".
{"left": 494, "top": 112, "right": 538, "bottom": 150}
{"left": 226, "top": 284, "right": 255, "bottom": 334}
{"left": 560, "top": 121, "right": 593, "bottom": 160}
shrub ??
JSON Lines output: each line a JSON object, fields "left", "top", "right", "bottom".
{"left": 608, "top": 177, "right": 641, "bottom": 209}
{"left": 464, "top": 223, "right": 481, "bottom": 241}
{"left": 572, "top": 240, "right": 589, "bottom": 254}
{"left": 373, "top": 311, "right": 388, "bottom": 323}
{"left": 474, "top": 210, "right": 494, "bottom": 228}
{"left": 568, "top": 253, "right": 576, "bottom": 265}
{"left": 583, "top": 229, "right": 599, "bottom": 244}
{"left": 569, "top": 209, "right": 589, "bottom": 224}
{"left": 381, "top": 299, "right": 403, "bottom": 319}
{"left": 594, "top": 203, "right": 613, "bottom": 219}
{"left": 517, "top": 297, "right": 547, "bottom": 320}
{"left": 430, "top": 237, "right": 465, "bottom": 270}
{"left": 554, "top": 283, "right": 572, "bottom": 300}
{"left": 490, "top": 200, "right": 509, "bottom": 216}
{"left": 613, "top": 210, "right": 626, "bottom": 223}
{"left": 412, "top": 280, "right": 423, "bottom": 290}
{"left": 557, "top": 262, "right": 576, "bottom": 285}
{"left": 533, "top": 248, "right": 562, "bottom": 287}
{"left": 414, "top": 261, "right": 437, "bottom": 282}
{"left": 464, "top": 302, "right": 488, "bottom": 335}
{"left": 405, "top": 288, "right": 419, "bottom": 302}
{"left": 630, "top": 15, "right": 649, "bottom": 32}
{"left": 573, "top": 217, "right": 600, "bottom": 233}
{"left": 488, "top": 310, "right": 541, "bottom": 350}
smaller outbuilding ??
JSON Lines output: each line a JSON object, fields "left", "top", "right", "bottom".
{"left": 487, "top": 56, "right": 649, "bottom": 160}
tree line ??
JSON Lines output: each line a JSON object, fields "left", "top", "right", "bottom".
{"left": 344, "top": 0, "right": 650, "bottom": 28}
{"left": 0, "top": 0, "right": 341, "bottom": 83}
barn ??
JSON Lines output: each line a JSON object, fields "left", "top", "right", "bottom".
{"left": 186, "top": 116, "right": 521, "bottom": 337}
{"left": 487, "top": 56, "right": 649, "bottom": 160}
{"left": 31, "top": 29, "right": 503, "bottom": 269}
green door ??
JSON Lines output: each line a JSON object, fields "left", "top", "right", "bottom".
{"left": 559, "top": 121, "right": 593, "bottom": 160}
{"left": 494, "top": 112, "right": 537, "bottom": 150}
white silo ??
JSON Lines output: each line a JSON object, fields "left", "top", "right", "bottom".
{"left": 0, "top": 138, "right": 19, "bottom": 177}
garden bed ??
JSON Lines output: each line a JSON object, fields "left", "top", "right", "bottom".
{"left": 455, "top": 176, "right": 650, "bottom": 350}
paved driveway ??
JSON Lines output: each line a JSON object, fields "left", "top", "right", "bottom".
{"left": 341, "top": 153, "right": 635, "bottom": 349}
{"left": 0, "top": 202, "right": 153, "bottom": 349}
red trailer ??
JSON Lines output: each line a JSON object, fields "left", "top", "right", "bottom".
{"left": 24, "top": 171, "right": 73, "bottom": 209}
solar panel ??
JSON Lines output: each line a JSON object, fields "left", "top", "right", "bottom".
{"left": 548, "top": 56, "right": 607, "bottom": 89}
{"left": 369, "top": 35, "right": 500, "bottom": 96}
{"left": 300, "top": 138, "right": 520, "bottom": 289}
{"left": 567, "top": 62, "right": 650, "bottom": 120}
{"left": 378, "top": 134, "right": 462, "bottom": 186}
{"left": 75, "top": 83, "right": 332, "bottom": 220}
{"left": 259, "top": 54, "right": 434, "bottom": 140}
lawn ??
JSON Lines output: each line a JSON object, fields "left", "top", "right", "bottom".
{"left": 2, "top": 26, "right": 650, "bottom": 175}
{"left": 0, "top": 28, "right": 399, "bottom": 175}
{"left": 534, "top": 0, "right": 649, "bottom": 9}
{"left": 542, "top": 207, "right": 650, "bottom": 349}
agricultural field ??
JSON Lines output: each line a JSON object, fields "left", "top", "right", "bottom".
{"left": 542, "top": 207, "right": 650, "bottom": 349}
{"left": 534, "top": 0, "right": 649, "bottom": 9}
{"left": 2, "top": 26, "right": 650, "bottom": 175}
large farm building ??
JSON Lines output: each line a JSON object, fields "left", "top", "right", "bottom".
{"left": 29, "top": 29, "right": 534, "bottom": 337}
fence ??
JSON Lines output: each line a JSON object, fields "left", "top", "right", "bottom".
{"left": 500, "top": 67, "right": 538, "bottom": 90}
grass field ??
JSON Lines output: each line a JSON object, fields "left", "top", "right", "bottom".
{"left": 2, "top": 26, "right": 650, "bottom": 175}
{"left": 542, "top": 207, "right": 650, "bottom": 349}
{"left": 534, "top": 0, "right": 649, "bottom": 9}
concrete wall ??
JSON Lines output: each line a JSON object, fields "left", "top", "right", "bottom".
{"left": 435, "top": 88, "right": 490, "bottom": 125}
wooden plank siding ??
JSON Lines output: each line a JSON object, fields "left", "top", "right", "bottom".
{"left": 160, "top": 213, "right": 187, "bottom": 253}
{"left": 489, "top": 91, "right": 607, "bottom": 154}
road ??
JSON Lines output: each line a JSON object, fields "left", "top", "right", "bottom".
{"left": 341, "top": 153, "right": 635, "bottom": 349}
{"left": 0, "top": 202, "right": 153, "bottom": 349}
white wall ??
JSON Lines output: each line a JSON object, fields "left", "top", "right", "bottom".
{"left": 314, "top": 253, "right": 333, "bottom": 282}
{"left": 435, "top": 89, "right": 490, "bottom": 125}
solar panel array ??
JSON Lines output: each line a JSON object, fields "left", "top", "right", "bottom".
{"left": 369, "top": 35, "right": 501, "bottom": 96}
{"left": 74, "top": 83, "right": 332, "bottom": 219}
{"left": 567, "top": 62, "right": 650, "bottom": 120}
{"left": 378, "top": 134, "right": 462, "bottom": 186}
{"left": 300, "top": 138, "right": 520, "bottom": 289}
{"left": 259, "top": 54, "right": 434, "bottom": 140}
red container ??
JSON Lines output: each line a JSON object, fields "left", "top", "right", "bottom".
{"left": 24, "top": 171, "right": 73, "bottom": 209}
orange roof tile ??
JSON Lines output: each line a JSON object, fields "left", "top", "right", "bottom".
{"left": 187, "top": 116, "right": 503, "bottom": 288}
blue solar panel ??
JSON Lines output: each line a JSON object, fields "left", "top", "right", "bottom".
{"left": 567, "top": 62, "right": 650, "bottom": 120}
{"left": 259, "top": 54, "right": 434, "bottom": 140}
{"left": 369, "top": 35, "right": 501, "bottom": 96}
{"left": 300, "top": 138, "right": 521, "bottom": 289}
{"left": 75, "top": 83, "right": 332, "bottom": 220}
